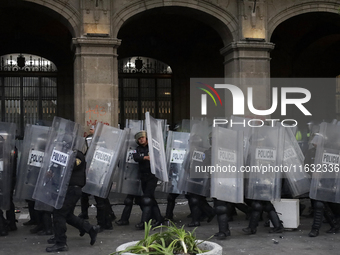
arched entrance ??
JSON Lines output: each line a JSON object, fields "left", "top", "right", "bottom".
{"left": 270, "top": 11, "right": 340, "bottom": 131}
{"left": 118, "top": 56, "right": 172, "bottom": 128}
{"left": 0, "top": 1, "right": 75, "bottom": 132}
{"left": 0, "top": 53, "right": 58, "bottom": 136}
{"left": 117, "top": 7, "right": 227, "bottom": 126}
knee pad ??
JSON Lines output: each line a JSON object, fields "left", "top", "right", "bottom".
{"left": 188, "top": 196, "right": 200, "bottom": 206}
{"left": 214, "top": 199, "right": 226, "bottom": 208}
{"left": 124, "top": 197, "right": 134, "bottom": 206}
{"left": 141, "top": 196, "right": 153, "bottom": 206}
{"left": 251, "top": 201, "right": 263, "bottom": 212}
{"left": 215, "top": 205, "right": 228, "bottom": 215}
{"left": 263, "top": 202, "right": 275, "bottom": 213}
{"left": 314, "top": 201, "right": 325, "bottom": 211}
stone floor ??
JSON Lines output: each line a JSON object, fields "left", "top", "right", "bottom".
{"left": 1, "top": 196, "right": 339, "bottom": 255}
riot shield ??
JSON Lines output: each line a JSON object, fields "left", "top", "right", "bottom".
{"left": 177, "top": 121, "right": 212, "bottom": 197}
{"left": 82, "top": 123, "right": 126, "bottom": 198}
{"left": 113, "top": 128, "right": 143, "bottom": 196}
{"left": 162, "top": 131, "right": 190, "bottom": 194}
{"left": 32, "top": 117, "right": 83, "bottom": 209}
{"left": 211, "top": 126, "right": 244, "bottom": 203}
{"left": 228, "top": 115, "right": 253, "bottom": 164}
{"left": 0, "top": 122, "right": 16, "bottom": 210}
{"left": 15, "top": 124, "right": 50, "bottom": 201}
{"left": 145, "top": 112, "right": 168, "bottom": 182}
{"left": 245, "top": 125, "right": 284, "bottom": 201}
{"left": 112, "top": 120, "right": 144, "bottom": 195}
{"left": 126, "top": 119, "right": 144, "bottom": 131}
{"left": 309, "top": 122, "right": 340, "bottom": 203}
{"left": 34, "top": 199, "right": 54, "bottom": 212}
{"left": 282, "top": 127, "right": 311, "bottom": 198}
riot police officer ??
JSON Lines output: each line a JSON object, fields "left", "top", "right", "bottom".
{"left": 133, "top": 131, "right": 164, "bottom": 230}
{"left": 46, "top": 150, "right": 100, "bottom": 252}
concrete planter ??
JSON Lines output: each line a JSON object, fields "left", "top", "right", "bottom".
{"left": 115, "top": 240, "right": 222, "bottom": 255}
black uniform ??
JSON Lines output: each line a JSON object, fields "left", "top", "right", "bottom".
{"left": 306, "top": 146, "right": 340, "bottom": 237}
{"left": 133, "top": 143, "right": 163, "bottom": 229}
{"left": 79, "top": 133, "right": 93, "bottom": 219}
{"left": 46, "top": 151, "right": 100, "bottom": 253}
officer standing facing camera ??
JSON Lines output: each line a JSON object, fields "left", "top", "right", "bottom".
{"left": 133, "top": 131, "right": 164, "bottom": 230}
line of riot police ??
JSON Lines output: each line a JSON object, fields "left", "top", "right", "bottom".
{"left": 1, "top": 114, "right": 340, "bottom": 252}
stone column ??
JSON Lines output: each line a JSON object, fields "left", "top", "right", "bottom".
{"left": 220, "top": 41, "right": 275, "bottom": 118}
{"left": 73, "top": 37, "right": 121, "bottom": 134}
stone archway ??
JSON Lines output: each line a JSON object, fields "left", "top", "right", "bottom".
{"left": 116, "top": 6, "right": 227, "bottom": 124}
{"left": 112, "top": 0, "right": 237, "bottom": 46}
{"left": 268, "top": 0, "right": 340, "bottom": 40}
{"left": 0, "top": 1, "right": 76, "bottom": 121}
{"left": 24, "top": 0, "right": 80, "bottom": 37}
{"left": 270, "top": 10, "right": 340, "bottom": 131}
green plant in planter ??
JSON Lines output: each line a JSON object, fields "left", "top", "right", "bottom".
{"left": 112, "top": 220, "right": 210, "bottom": 255}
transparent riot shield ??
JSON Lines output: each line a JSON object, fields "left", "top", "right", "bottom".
{"left": 181, "top": 119, "right": 191, "bottom": 132}
{"left": 211, "top": 126, "right": 244, "bottom": 203}
{"left": 245, "top": 125, "right": 284, "bottom": 201}
{"left": 177, "top": 121, "right": 212, "bottom": 197}
{"left": 82, "top": 123, "right": 126, "bottom": 198}
{"left": 34, "top": 199, "right": 54, "bottom": 212}
{"left": 113, "top": 128, "right": 143, "bottom": 196}
{"left": 15, "top": 124, "right": 50, "bottom": 201}
{"left": 309, "top": 122, "right": 340, "bottom": 203}
{"left": 282, "top": 127, "right": 311, "bottom": 197}
{"left": 32, "top": 117, "right": 83, "bottom": 209}
{"left": 0, "top": 122, "right": 16, "bottom": 210}
{"left": 162, "top": 131, "right": 190, "bottom": 194}
{"left": 228, "top": 115, "right": 253, "bottom": 164}
{"left": 145, "top": 112, "right": 168, "bottom": 182}
{"left": 126, "top": 119, "right": 144, "bottom": 131}
{"left": 113, "top": 120, "right": 144, "bottom": 195}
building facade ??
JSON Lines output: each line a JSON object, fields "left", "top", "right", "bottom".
{"left": 0, "top": 0, "right": 339, "bottom": 135}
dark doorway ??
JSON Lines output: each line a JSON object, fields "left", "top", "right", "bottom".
{"left": 0, "top": 1, "right": 75, "bottom": 131}
{"left": 117, "top": 7, "right": 225, "bottom": 128}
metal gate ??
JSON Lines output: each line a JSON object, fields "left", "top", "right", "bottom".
{"left": 118, "top": 56, "right": 172, "bottom": 128}
{"left": 0, "top": 54, "right": 57, "bottom": 136}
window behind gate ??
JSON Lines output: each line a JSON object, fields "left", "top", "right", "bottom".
{"left": 0, "top": 53, "right": 57, "bottom": 136}
{"left": 118, "top": 56, "right": 172, "bottom": 128}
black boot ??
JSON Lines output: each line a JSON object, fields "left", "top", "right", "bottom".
{"left": 46, "top": 243, "right": 68, "bottom": 252}
{"left": 243, "top": 210, "right": 261, "bottom": 234}
{"left": 116, "top": 196, "right": 133, "bottom": 226}
{"left": 30, "top": 223, "right": 44, "bottom": 234}
{"left": 309, "top": 201, "right": 323, "bottom": 237}
{"left": 24, "top": 200, "right": 37, "bottom": 226}
{"left": 136, "top": 205, "right": 153, "bottom": 230}
{"left": 0, "top": 211, "right": 8, "bottom": 236}
{"left": 165, "top": 200, "right": 176, "bottom": 221}
{"left": 187, "top": 205, "right": 201, "bottom": 227}
{"left": 37, "top": 212, "right": 53, "bottom": 235}
{"left": 200, "top": 199, "right": 216, "bottom": 223}
{"left": 105, "top": 198, "right": 116, "bottom": 221}
{"left": 324, "top": 204, "right": 340, "bottom": 234}
{"left": 6, "top": 204, "right": 17, "bottom": 231}
{"left": 326, "top": 218, "right": 340, "bottom": 234}
{"left": 215, "top": 214, "right": 230, "bottom": 240}
{"left": 152, "top": 203, "right": 164, "bottom": 228}
{"left": 96, "top": 205, "right": 113, "bottom": 232}
{"left": 268, "top": 210, "right": 284, "bottom": 233}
